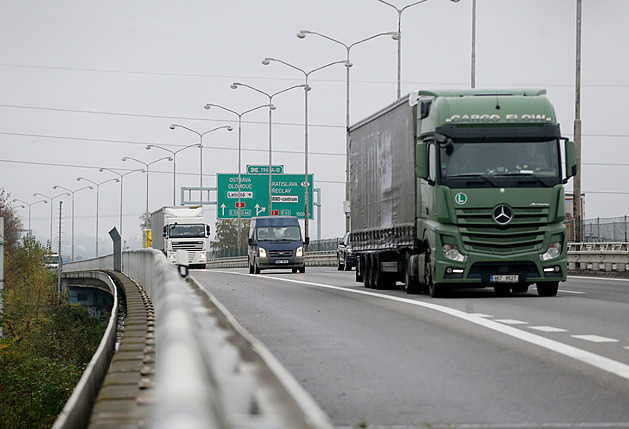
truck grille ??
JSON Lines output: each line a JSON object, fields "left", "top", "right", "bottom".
{"left": 456, "top": 206, "right": 548, "bottom": 255}
{"left": 172, "top": 241, "right": 204, "bottom": 251}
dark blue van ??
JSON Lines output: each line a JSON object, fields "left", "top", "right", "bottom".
{"left": 247, "top": 216, "right": 308, "bottom": 274}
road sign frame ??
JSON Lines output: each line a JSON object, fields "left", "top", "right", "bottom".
{"left": 217, "top": 173, "right": 313, "bottom": 219}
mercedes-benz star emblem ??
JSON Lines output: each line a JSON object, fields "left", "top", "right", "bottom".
{"left": 493, "top": 205, "right": 513, "bottom": 225}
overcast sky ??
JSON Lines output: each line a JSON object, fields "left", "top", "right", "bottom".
{"left": 1, "top": 1, "right": 628, "bottom": 258}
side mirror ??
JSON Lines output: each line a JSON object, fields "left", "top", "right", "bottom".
{"left": 304, "top": 237, "right": 310, "bottom": 245}
{"left": 416, "top": 142, "right": 429, "bottom": 179}
{"left": 248, "top": 238, "right": 254, "bottom": 246}
{"left": 205, "top": 225, "right": 211, "bottom": 237}
{"left": 162, "top": 225, "right": 167, "bottom": 238}
{"left": 564, "top": 140, "right": 577, "bottom": 179}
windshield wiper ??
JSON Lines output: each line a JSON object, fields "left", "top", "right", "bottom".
{"left": 494, "top": 172, "right": 552, "bottom": 186}
{"left": 446, "top": 173, "right": 500, "bottom": 187}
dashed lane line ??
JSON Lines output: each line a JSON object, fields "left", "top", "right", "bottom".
{"left": 217, "top": 270, "right": 629, "bottom": 383}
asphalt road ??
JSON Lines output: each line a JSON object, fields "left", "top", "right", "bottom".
{"left": 192, "top": 268, "right": 629, "bottom": 429}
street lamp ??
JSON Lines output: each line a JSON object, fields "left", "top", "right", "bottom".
{"left": 262, "top": 57, "right": 350, "bottom": 244}
{"left": 12, "top": 198, "right": 47, "bottom": 233}
{"left": 230, "top": 82, "right": 306, "bottom": 214}
{"left": 450, "top": 0, "right": 476, "bottom": 88}
{"left": 122, "top": 156, "right": 173, "bottom": 225}
{"left": 203, "top": 103, "right": 273, "bottom": 250}
{"left": 33, "top": 192, "right": 70, "bottom": 250}
{"left": 77, "top": 176, "right": 119, "bottom": 257}
{"left": 147, "top": 143, "right": 201, "bottom": 205}
{"left": 99, "top": 167, "right": 144, "bottom": 240}
{"left": 52, "top": 184, "right": 93, "bottom": 261}
{"left": 169, "top": 124, "right": 233, "bottom": 205}
{"left": 297, "top": 29, "right": 397, "bottom": 232}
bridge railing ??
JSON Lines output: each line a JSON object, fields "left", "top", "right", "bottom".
{"left": 62, "top": 249, "right": 332, "bottom": 428}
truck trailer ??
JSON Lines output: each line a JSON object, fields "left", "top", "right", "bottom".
{"left": 150, "top": 206, "right": 210, "bottom": 269}
{"left": 349, "top": 89, "right": 576, "bottom": 297}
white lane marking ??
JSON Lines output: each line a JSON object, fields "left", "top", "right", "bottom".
{"left": 559, "top": 289, "right": 586, "bottom": 294}
{"left": 572, "top": 335, "right": 620, "bottom": 343}
{"left": 469, "top": 313, "right": 493, "bottom": 318}
{"left": 217, "top": 270, "right": 629, "bottom": 383}
{"left": 529, "top": 326, "right": 568, "bottom": 333}
{"left": 494, "top": 319, "right": 527, "bottom": 325}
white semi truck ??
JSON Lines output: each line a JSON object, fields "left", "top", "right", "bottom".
{"left": 150, "top": 206, "right": 210, "bottom": 269}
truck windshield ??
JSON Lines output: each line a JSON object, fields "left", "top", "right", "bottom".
{"left": 168, "top": 224, "right": 206, "bottom": 238}
{"left": 256, "top": 226, "right": 301, "bottom": 241}
{"left": 439, "top": 140, "right": 561, "bottom": 188}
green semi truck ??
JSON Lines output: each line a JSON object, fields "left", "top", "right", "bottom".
{"left": 349, "top": 89, "right": 576, "bottom": 297}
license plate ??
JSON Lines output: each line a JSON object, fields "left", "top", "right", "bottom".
{"left": 275, "top": 259, "right": 289, "bottom": 264}
{"left": 490, "top": 275, "right": 519, "bottom": 283}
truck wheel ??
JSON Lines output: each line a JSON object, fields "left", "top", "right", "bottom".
{"left": 254, "top": 261, "right": 261, "bottom": 274}
{"left": 404, "top": 258, "right": 420, "bottom": 294}
{"left": 426, "top": 256, "right": 448, "bottom": 298}
{"left": 299, "top": 266, "right": 306, "bottom": 273}
{"left": 248, "top": 259, "right": 254, "bottom": 274}
{"left": 373, "top": 255, "right": 393, "bottom": 290}
{"left": 363, "top": 255, "right": 373, "bottom": 288}
{"left": 356, "top": 256, "right": 364, "bottom": 283}
{"left": 536, "top": 282, "right": 559, "bottom": 297}
{"left": 344, "top": 259, "right": 352, "bottom": 271}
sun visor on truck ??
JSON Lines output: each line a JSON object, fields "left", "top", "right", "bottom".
{"left": 434, "top": 123, "right": 561, "bottom": 142}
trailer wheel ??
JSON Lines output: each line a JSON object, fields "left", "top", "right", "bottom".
{"left": 363, "top": 255, "right": 374, "bottom": 288}
{"left": 536, "top": 282, "right": 559, "bottom": 297}
{"left": 356, "top": 256, "right": 364, "bottom": 283}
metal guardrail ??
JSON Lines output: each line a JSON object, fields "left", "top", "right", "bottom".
{"left": 61, "top": 250, "right": 333, "bottom": 429}
{"left": 568, "top": 242, "right": 629, "bottom": 272}
{"left": 206, "top": 251, "right": 337, "bottom": 269}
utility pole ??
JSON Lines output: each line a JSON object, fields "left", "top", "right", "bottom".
{"left": 572, "top": 0, "right": 583, "bottom": 243}
{"left": 1, "top": 217, "right": 5, "bottom": 338}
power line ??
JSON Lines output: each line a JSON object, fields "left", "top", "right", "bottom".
{"left": 3, "top": 63, "right": 629, "bottom": 89}
{"left": 0, "top": 103, "right": 344, "bottom": 130}
{"left": 0, "top": 132, "right": 345, "bottom": 157}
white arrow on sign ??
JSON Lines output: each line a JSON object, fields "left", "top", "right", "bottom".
{"left": 255, "top": 204, "right": 267, "bottom": 216}
{"left": 220, "top": 203, "right": 226, "bottom": 216}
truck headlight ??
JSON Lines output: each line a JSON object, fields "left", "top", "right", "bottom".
{"left": 296, "top": 246, "right": 303, "bottom": 257}
{"left": 540, "top": 242, "right": 562, "bottom": 261}
{"left": 259, "top": 248, "right": 267, "bottom": 258}
{"left": 442, "top": 244, "right": 467, "bottom": 262}
{"left": 199, "top": 253, "right": 207, "bottom": 261}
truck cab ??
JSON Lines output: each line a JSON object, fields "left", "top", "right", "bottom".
{"left": 248, "top": 216, "right": 308, "bottom": 274}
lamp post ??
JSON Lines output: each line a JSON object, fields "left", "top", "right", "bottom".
{"left": 230, "top": 82, "right": 306, "bottom": 214}
{"left": 77, "top": 176, "right": 119, "bottom": 257}
{"left": 122, "top": 156, "right": 173, "bottom": 226}
{"left": 146, "top": 143, "right": 200, "bottom": 205}
{"left": 33, "top": 192, "right": 70, "bottom": 250}
{"left": 99, "top": 168, "right": 144, "bottom": 240}
{"left": 297, "top": 30, "right": 397, "bottom": 232}
{"left": 262, "top": 57, "right": 349, "bottom": 244}
{"left": 450, "top": 0, "right": 476, "bottom": 88}
{"left": 52, "top": 184, "right": 93, "bottom": 261}
{"left": 12, "top": 198, "right": 47, "bottom": 234}
{"left": 169, "top": 125, "right": 233, "bottom": 205}
{"left": 203, "top": 103, "right": 273, "bottom": 250}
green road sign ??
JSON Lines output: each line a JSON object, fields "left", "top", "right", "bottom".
{"left": 217, "top": 173, "right": 313, "bottom": 219}
{"left": 246, "top": 165, "right": 284, "bottom": 174}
